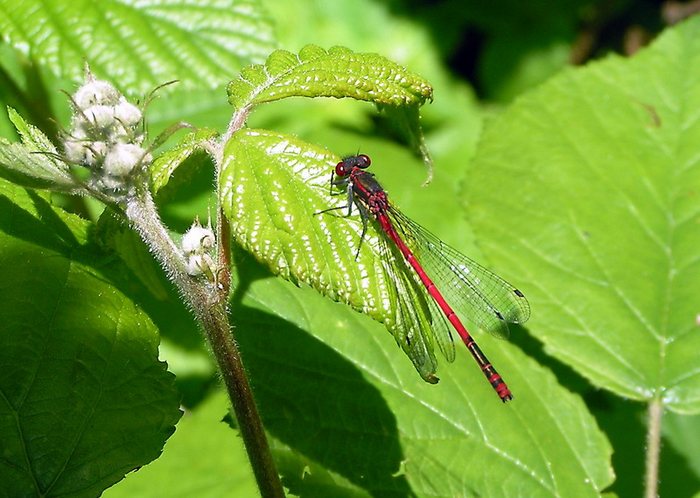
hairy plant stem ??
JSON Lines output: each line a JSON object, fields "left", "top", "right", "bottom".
{"left": 644, "top": 398, "right": 663, "bottom": 498}
{"left": 124, "top": 188, "right": 283, "bottom": 498}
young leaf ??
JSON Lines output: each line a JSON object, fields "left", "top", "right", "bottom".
{"left": 466, "top": 16, "right": 700, "bottom": 412}
{"left": 150, "top": 127, "right": 217, "bottom": 193}
{"left": 227, "top": 44, "right": 433, "bottom": 111}
{"left": 0, "top": 108, "right": 78, "bottom": 191}
{"left": 0, "top": 0, "right": 276, "bottom": 93}
{"left": 219, "top": 129, "right": 442, "bottom": 383}
{"left": 0, "top": 179, "right": 181, "bottom": 497}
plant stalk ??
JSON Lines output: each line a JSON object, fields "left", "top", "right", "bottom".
{"left": 644, "top": 398, "right": 663, "bottom": 498}
{"left": 125, "top": 191, "right": 284, "bottom": 498}
{"left": 201, "top": 304, "right": 283, "bottom": 498}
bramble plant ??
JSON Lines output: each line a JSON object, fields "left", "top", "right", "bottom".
{"left": 1, "top": 2, "right": 699, "bottom": 498}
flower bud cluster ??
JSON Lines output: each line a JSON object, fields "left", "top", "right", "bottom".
{"left": 63, "top": 75, "right": 151, "bottom": 192}
{"left": 181, "top": 221, "right": 217, "bottom": 278}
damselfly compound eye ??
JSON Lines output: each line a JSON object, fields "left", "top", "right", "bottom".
{"left": 335, "top": 161, "right": 349, "bottom": 177}
{"left": 356, "top": 154, "right": 371, "bottom": 168}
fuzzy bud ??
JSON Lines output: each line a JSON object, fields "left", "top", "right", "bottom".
{"left": 182, "top": 224, "right": 216, "bottom": 255}
{"left": 63, "top": 139, "right": 108, "bottom": 166}
{"left": 82, "top": 104, "right": 116, "bottom": 129}
{"left": 73, "top": 80, "right": 121, "bottom": 108}
{"left": 103, "top": 143, "right": 149, "bottom": 177}
{"left": 185, "top": 253, "right": 215, "bottom": 277}
{"left": 114, "top": 100, "right": 142, "bottom": 127}
{"left": 63, "top": 139, "right": 87, "bottom": 164}
{"left": 63, "top": 72, "right": 156, "bottom": 198}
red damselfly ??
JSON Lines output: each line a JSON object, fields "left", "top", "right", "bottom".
{"left": 317, "top": 154, "right": 530, "bottom": 402}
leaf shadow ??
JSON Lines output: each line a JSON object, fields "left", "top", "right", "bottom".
{"left": 230, "top": 253, "right": 415, "bottom": 498}
{"left": 0, "top": 191, "right": 75, "bottom": 255}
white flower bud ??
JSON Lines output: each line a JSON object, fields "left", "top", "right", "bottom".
{"left": 66, "top": 73, "right": 157, "bottom": 196}
{"left": 63, "top": 139, "right": 87, "bottom": 163}
{"left": 73, "top": 80, "right": 120, "bottom": 108}
{"left": 114, "top": 100, "right": 142, "bottom": 127}
{"left": 84, "top": 141, "right": 108, "bottom": 165}
{"left": 83, "top": 104, "right": 116, "bottom": 129}
{"left": 103, "top": 143, "right": 147, "bottom": 176}
{"left": 185, "top": 253, "right": 215, "bottom": 277}
{"left": 182, "top": 224, "right": 216, "bottom": 254}
{"left": 63, "top": 139, "right": 107, "bottom": 166}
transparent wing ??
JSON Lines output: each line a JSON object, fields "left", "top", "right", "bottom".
{"left": 374, "top": 218, "right": 457, "bottom": 364}
{"left": 388, "top": 207, "right": 530, "bottom": 339}
{"left": 373, "top": 217, "right": 456, "bottom": 373}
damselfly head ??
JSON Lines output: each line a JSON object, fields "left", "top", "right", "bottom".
{"left": 336, "top": 154, "right": 372, "bottom": 176}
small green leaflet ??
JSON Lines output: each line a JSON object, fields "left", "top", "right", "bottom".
{"left": 0, "top": 107, "right": 78, "bottom": 192}
{"left": 150, "top": 127, "right": 217, "bottom": 193}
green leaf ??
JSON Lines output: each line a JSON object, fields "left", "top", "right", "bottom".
{"left": 465, "top": 16, "right": 700, "bottom": 412}
{"left": 231, "top": 260, "right": 614, "bottom": 497}
{"left": 0, "top": 0, "right": 276, "bottom": 94}
{"left": 227, "top": 45, "right": 433, "bottom": 111}
{"left": 220, "top": 129, "right": 449, "bottom": 383}
{"left": 0, "top": 107, "right": 78, "bottom": 191}
{"left": 150, "top": 127, "right": 217, "bottom": 193}
{"left": 0, "top": 179, "right": 182, "bottom": 497}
